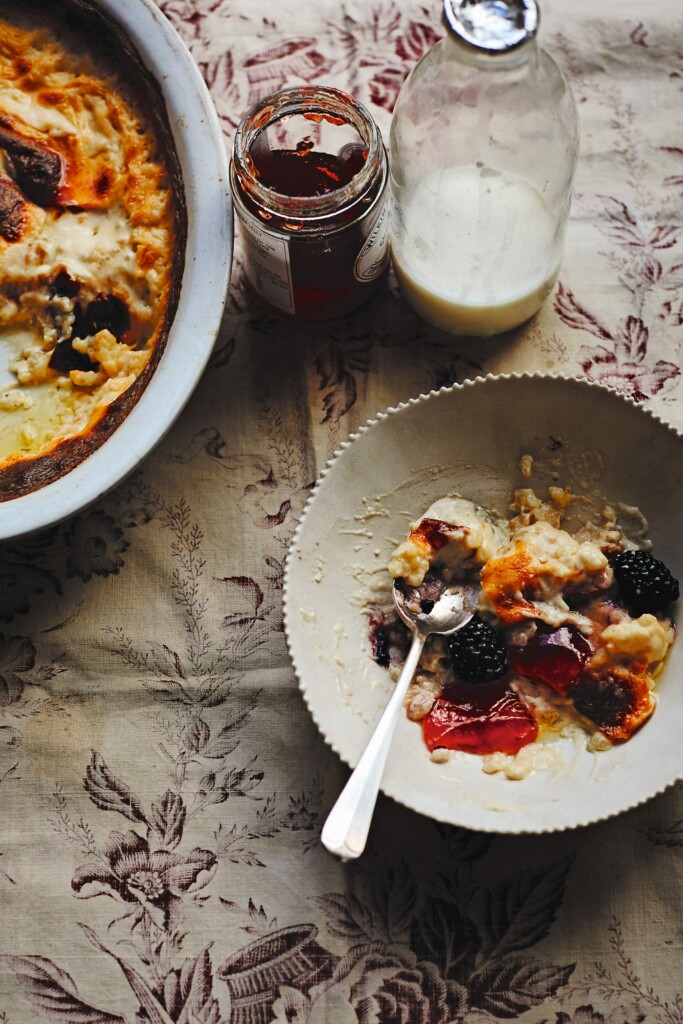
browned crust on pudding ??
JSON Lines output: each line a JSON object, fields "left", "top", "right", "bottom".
{"left": 0, "top": 0, "right": 186, "bottom": 500}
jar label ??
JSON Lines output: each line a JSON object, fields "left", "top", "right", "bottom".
{"left": 239, "top": 213, "right": 295, "bottom": 313}
{"left": 354, "top": 200, "right": 390, "bottom": 283}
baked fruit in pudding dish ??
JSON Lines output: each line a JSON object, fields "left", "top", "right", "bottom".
{"left": 369, "top": 462, "right": 678, "bottom": 779}
{"left": 0, "top": 0, "right": 183, "bottom": 497}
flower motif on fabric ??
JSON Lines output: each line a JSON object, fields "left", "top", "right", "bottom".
{"left": 554, "top": 287, "right": 679, "bottom": 401}
{"left": 241, "top": 38, "right": 334, "bottom": 109}
{"left": 333, "top": 6, "right": 442, "bottom": 114}
{"left": 555, "top": 1007, "right": 643, "bottom": 1024}
{"left": 64, "top": 509, "right": 128, "bottom": 581}
{"left": 213, "top": 851, "right": 578, "bottom": 1024}
{"left": 71, "top": 829, "right": 216, "bottom": 928}
{"left": 269, "top": 944, "right": 464, "bottom": 1024}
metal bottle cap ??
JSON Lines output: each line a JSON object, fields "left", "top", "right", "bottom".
{"left": 443, "top": 0, "right": 539, "bottom": 55}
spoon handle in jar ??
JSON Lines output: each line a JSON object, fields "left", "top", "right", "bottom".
{"left": 321, "top": 630, "right": 426, "bottom": 861}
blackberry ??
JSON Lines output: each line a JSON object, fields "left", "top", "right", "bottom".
{"left": 448, "top": 616, "right": 508, "bottom": 684}
{"left": 371, "top": 626, "right": 390, "bottom": 666}
{"left": 612, "top": 549, "right": 679, "bottom": 615}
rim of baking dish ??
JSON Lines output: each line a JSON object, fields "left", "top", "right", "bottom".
{"left": 0, "top": 0, "right": 233, "bottom": 540}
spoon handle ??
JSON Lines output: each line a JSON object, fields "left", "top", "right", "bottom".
{"left": 321, "top": 630, "right": 426, "bottom": 861}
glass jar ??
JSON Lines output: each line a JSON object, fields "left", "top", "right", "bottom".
{"left": 389, "top": 0, "right": 578, "bottom": 337}
{"left": 231, "top": 85, "right": 389, "bottom": 320}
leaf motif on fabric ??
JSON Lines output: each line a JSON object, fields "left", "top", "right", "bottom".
{"left": 370, "top": 859, "right": 418, "bottom": 943}
{"left": 462, "top": 1011, "right": 501, "bottom": 1024}
{"left": 148, "top": 642, "right": 186, "bottom": 680}
{"left": 144, "top": 678, "right": 193, "bottom": 704}
{"left": 0, "top": 671, "right": 23, "bottom": 705}
{"left": 468, "top": 956, "right": 575, "bottom": 1018}
{"left": 554, "top": 283, "right": 613, "bottom": 339}
{"left": 202, "top": 49, "right": 233, "bottom": 93}
{"left": 220, "top": 763, "right": 264, "bottom": 799}
{"left": 636, "top": 253, "right": 663, "bottom": 286}
{"left": 479, "top": 855, "right": 573, "bottom": 962}
{"left": 80, "top": 925, "right": 175, "bottom": 1024}
{"left": 209, "top": 335, "right": 236, "bottom": 371}
{"left": 646, "top": 224, "right": 679, "bottom": 250}
{"left": 410, "top": 897, "right": 480, "bottom": 983}
{"left": 162, "top": 945, "right": 218, "bottom": 1024}
{"left": 83, "top": 751, "right": 147, "bottom": 823}
{"left": 1, "top": 954, "right": 125, "bottom": 1024}
{"left": 150, "top": 791, "right": 187, "bottom": 851}
{"left": 0, "top": 633, "right": 35, "bottom": 673}
{"left": 314, "top": 893, "right": 376, "bottom": 942}
{"left": 369, "top": 66, "right": 407, "bottom": 113}
{"left": 0, "top": 725, "right": 21, "bottom": 746}
{"left": 658, "top": 261, "right": 683, "bottom": 290}
{"left": 664, "top": 174, "right": 683, "bottom": 194}
{"left": 201, "top": 696, "right": 259, "bottom": 760}
{"left": 0, "top": 526, "right": 62, "bottom": 621}
{"left": 321, "top": 371, "right": 357, "bottom": 424}
{"left": 200, "top": 733, "right": 240, "bottom": 761}
{"left": 314, "top": 347, "right": 345, "bottom": 389}
{"left": 181, "top": 719, "right": 211, "bottom": 754}
{"left": 597, "top": 196, "right": 644, "bottom": 248}
{"left": 195, "top": 674, "right": 239, "bottom": 708}
{"left": 636, "top": 818, "right": 683, "bottom": 847}
{"left": 437, "top": 823, "right": 491, "bottom": 864}
{"left": 618, "top": 317, "right": 648, "bottom": 361}
{"left": 395, "top": 19, "right": 441, "bottom": 63}
{"left": 216, "top": 576, "right": 264, "bottom": 619}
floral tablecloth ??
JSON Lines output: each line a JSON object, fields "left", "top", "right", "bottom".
{"left": 2, "top": 2, "right": 683, "bottom": 1023}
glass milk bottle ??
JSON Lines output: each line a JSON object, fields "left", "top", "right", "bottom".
{"left": 389, "top": 0, "right": 578, "bottom": 336}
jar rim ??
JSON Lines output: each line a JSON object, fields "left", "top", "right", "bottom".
{"left": 231, "top": 85, "right": 385, "bottom": 220}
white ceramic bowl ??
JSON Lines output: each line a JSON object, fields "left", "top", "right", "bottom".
{"left": 284, "top": 374, "right": 683, "bottom": 833}
{"left": 0, "top": 0, "right": 232, "bottom": 540}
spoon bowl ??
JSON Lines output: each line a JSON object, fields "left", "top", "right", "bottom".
{"left": 393, "top": 575, "right": 480, "bottom": 635}
{"left": 321, "top": 574, "right": 480, "bottom": 860}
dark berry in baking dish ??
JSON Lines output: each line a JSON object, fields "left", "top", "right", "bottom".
{"left": 448, "top": 616, "right": 508, "bottom": 684}
{"left": 612, "top": 549, "right": 679, "bottom": 615}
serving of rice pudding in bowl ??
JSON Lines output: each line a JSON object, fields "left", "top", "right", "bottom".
{"left": 284, "top": 375, "right": 683, "bottom": 832}
{"left": 371, "top": 461, "right": 677, "bottom": 781}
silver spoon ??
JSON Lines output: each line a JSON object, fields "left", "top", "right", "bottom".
{"left": 321, "top": 576, "right": 480, "bottom": 861}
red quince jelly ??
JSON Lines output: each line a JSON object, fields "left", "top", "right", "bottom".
{"left": 422, "top": 681, "right": 538, "bottom": 756}
{"left": 508, "top": 624, "right": 592, "bottom": 695}
{"left": 251, "top": 143, "right": 366, "bottom": 198}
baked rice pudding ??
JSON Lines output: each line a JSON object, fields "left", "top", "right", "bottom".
{"left": 0, "top": 0, "right": 184, "bottom": 497}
